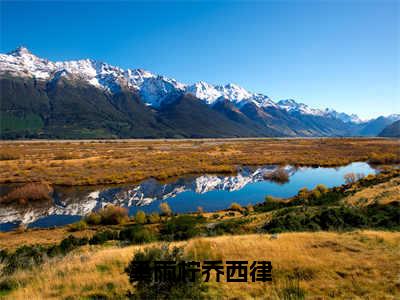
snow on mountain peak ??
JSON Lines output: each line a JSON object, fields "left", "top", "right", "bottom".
{"left": 186, "top": 81, "right": 222, "bottom": 104}
{"left": 277, "top": 99, "right": 324, "bottom": 116}
{"left": 8, "top": 46, "right": 33, "bottom": 57}
{"left": 215, "top": 83, "right": 253, "bottom": 104}
{"left": 0, "top": 47, "right": 363, "bottom": 121}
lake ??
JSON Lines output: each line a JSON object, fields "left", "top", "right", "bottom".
{"left": 0, "top": 162, "right": 378, "bottom": 231}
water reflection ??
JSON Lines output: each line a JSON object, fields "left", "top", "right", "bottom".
{"left": 0, "top": 162, "right": 377, "bottom": 231}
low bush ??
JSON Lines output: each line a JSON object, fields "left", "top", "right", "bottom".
{"left": 210, "top": 218, "right": 252, "bottom": 235}
{"left": 263, "top": 202, "right": 400, "bottom": 233}
{"left": 160, "top": 215, "right": 205, "bottom": 241}
{"left": 255, "top": 196, "right": 287, "bottom": 212}
{"left": 148, "top": 212, "right": 161, "bottom": 223}
{"left": 68, "top": 220, "right": 88, "bottom": 232}
{"left": 2, "top": 245, "right": 47, "bottom": 275}
{"left": 1, "top": 236, "right": 89, "bottom": 275}
{"left": 159, "top": 202, "right": 172, "bottom": 216}
{"left": 99, "top": 205, "right": 129, "bottom": 225}
{"left": 85, "top": 205, "right": 128, "bottom": 225}
{"left": 135, "top": 210, "right": 146, "bottom": 224}
{"left": 89, "top": 230, "right": 119, "bottom": 245}
{"left": 85, "top": 212, "right": 102, "bottom": 225}
{"left": 119, "top": 225, "right": 157, "bottom": 244}
{"left": 229, "top": 202, "right": 243, "bottom": 212}
{"left": 0, "top": 278, "right": 19, "bottom": 295}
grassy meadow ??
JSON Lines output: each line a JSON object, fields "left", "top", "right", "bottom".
{"left": 1, "top": 231, "right": 399, "bottom": 299}
{"left": 0, "top": 138, "right": 399, "bottom": 185}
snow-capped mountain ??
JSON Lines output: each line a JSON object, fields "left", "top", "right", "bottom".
{"left": 1, "top": 46, "right": 396, "bottom": 139}
{"left": 0, "top": 47, "right": 344, "bottom": 112}
{"left": 277, "top": 99, "right": 325, "bottom": 116}
{"left": 323, "top": 109, "right": 364, "bottom": 123}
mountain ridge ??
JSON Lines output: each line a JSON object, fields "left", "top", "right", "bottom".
{"left": 0, "top": 46, "right": 398, "bottom": 139}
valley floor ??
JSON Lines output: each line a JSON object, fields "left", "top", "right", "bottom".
{"left": 0, "top": 138, "right": 399, "bottom": 185}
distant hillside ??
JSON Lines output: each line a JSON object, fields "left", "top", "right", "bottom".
{"left": 379, "top": 120, "right": 400, "bottom": 138}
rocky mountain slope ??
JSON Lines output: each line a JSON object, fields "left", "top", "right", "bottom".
{"left": 378, "top": 120, "right": 400, "bottom": 137}
{"left": 1, "top": 47, "right": 398, "bottom": 138}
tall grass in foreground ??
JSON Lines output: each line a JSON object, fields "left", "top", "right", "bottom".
{"left": 2, "top": 231, "right": 399, "bottom": 299}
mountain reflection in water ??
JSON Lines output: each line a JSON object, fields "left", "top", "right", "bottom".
{"left": 0, "top": 162, "right": 377, "bottom": 231}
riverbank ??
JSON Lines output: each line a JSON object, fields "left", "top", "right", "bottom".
{"left": 1, "top": 138, "right": 399, "bottom": 185}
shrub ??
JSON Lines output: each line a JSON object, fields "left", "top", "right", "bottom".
{"left": 85, "top": 205, "right": 129, "bottom": 225}
{"left": 211, "top": 213, "right": 220, "bottom": 219}
{"left": 264, "top": 168, "right": 289, "bottom": 184}
{"left": 89, "top": 230, "right": 119, "bottom": 245}
{"left": 135, "top": 210, "right": 146, "bottom": 224}
{"left": 0, "top": 182, "right": 52, "bottom": 205}
{"left": 2, "top": 236, "right": 89, "bottom": 275}
{"left": 125, "top": 245, "right": 205, "bottom": 299}
{"left": 246, "top": 204, "right": 254, "bottom": 212}
{"left": 160, "top": 215, "right": 205, "bottom": 241}
{"left": 311, "top": 189, "right": 322, "bottom": 199}
{"left": 85, "top": 212, "right": 102, "bottom": 225}
{"left": 148, "top": 212, "right": 161, "bottom": 224}
{"left": 58, "top": 235, "right": 89, "bottom": 253}
{"left": 2, "top": 245, "right": 47, "bottom": 275}
{"left": 100, "top": 205, "right": 129, "bottom": 225}
{"left": 119, "top": 226, "right": 157, "bottom": 244}
{"left": 68, "top": 220, "right": 88, "bottom": 232}
{"left": 229, "top": 202, "right": 243, "bottom": 212}
{"left": 315, "top": 184, "right": 328, "bottom": 194}
{"left": 263, "top": 203, "right": 400, "bottom": 233}
{"left": 159, "top": 202, "right": 172, "bottom": 216}
{"left": 0, "top": 278, "right": 18, "bottom": 295}
{"left": 297, "top": 187, "right": 309, "bottom": 200}
{"left": 211, "top": 218, "right": 252, "bottom": 235}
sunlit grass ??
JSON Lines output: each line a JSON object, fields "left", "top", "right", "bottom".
{"left": 3, "top": 231, "right": 399, "bottom": 299}
{"left": 0, "top": 138, "right": 398, "bottom": 186}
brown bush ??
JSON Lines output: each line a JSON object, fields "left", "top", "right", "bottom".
{"left": 229, "top": 202, "right": 243, "bottom": 212}
{"left": 159, "top": 202, "right": 172, "bottom": 216}
{"left": 0, "top": 182, "right": 52, "bottom": 205}
{"left": 98, "top": 205, "right": 129, "bottom": 225}
{"left": 264, "top": 168, "right": 290, "bottom": 184}
{"left": 85, "top": 205, "right": 129, "bottom": 225}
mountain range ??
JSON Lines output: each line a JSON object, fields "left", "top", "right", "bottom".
{"left": 1, "top": 46, "right": 398, "bottom": 139}
{"left": 379, "top": 120, "right": 400, "bottom": 138}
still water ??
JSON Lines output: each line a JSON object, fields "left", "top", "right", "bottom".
{"left": 0, "top": 162, "right": 377, "bottom": 231}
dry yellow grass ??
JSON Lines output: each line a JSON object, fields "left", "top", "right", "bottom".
{"left": 345, "top": 176, "right": 400, "bottom": 206}
{"left": 0, "top": 138, "right": 398, "bottom": 185}
{"left": 4, "top": 231, "right": 400, "bottom": 299}
{"left": 0, "top": 227, "right": 95, "bottom": 250}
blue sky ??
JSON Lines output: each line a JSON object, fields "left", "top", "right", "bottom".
{"left": 1, "top": 1, "right": 398, "bottom": 119}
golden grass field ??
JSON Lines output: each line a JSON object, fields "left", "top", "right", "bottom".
{"left": 0, "top": 138, "right": 399, "bottom": 185}
{"left": 3, "top": 231, "right": 399, "bottom": 299}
